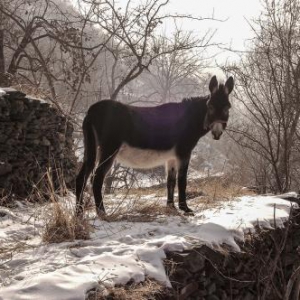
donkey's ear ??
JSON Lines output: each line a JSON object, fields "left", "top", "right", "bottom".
{"left": 225, "top": 76, "right": 234, "bottom": 95}
{"left": 209, "top": 75, "right": 218, "bottom": 93}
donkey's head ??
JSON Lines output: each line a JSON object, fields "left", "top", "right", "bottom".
{"left": 205, "top": 75, "right": 234, "bottom": 140}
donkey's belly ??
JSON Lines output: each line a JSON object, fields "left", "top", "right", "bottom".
{"left": 116, "top": 143, "right": 176, "bottom": 169}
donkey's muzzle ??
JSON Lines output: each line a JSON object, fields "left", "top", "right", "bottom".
{"left": 210, "top": 121, "right": 227, "bottom": 140}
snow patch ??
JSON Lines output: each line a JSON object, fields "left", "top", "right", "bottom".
{"left": 0, "top": 193, "right": 297, "bottom": 300}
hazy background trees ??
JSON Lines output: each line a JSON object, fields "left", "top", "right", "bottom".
{"left": 0, "top": 0, "right": 214, "bottom": 110}
{"left": 226, "top": 0, "right": 300, "bottom": 192}
{"left": 1, "top": 0, "right": 299, "bottom": 194}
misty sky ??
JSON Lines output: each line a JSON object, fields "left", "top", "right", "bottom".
{"left": 167, "top": 0, "right": 262, "bottom": 49}
{"left": 168, "top": 0, "right": 263, "bottom": 73}
{"left": 115, "top": 0, "right": 263, "bottom": 76}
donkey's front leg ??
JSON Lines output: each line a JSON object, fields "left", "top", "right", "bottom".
{"left": 178, "top": 157, "right": 193, "bottom": 213}
{"left": 166, "top": 159, "right": 177, "bottom": 209}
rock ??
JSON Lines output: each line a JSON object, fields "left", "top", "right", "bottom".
{"left": 0, "top": 162, "right": 12, "bottom": 176}
{"left": 58, "top": 133, "right": 66, "bottom": 142}
{"left": 206, "top": 295, "right": 220, "bottom": 300}
{"left": 243, "top": 292, "right": 255, "bottom": 300}
{"left": 41, "top": 137, "right": 51, "bottom": 146}
{"left": 207, "top": 282, "right": 216, "bottom": 295}
{"left": 2, "top": 87, "right": 26, "bottom": 99}
{"left": 184, "top": 250, "right": 205, "bottom": 273}
{"left": 179, "top": 282, "right": 198, "bottom": 300}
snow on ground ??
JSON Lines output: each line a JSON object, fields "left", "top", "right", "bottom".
{"left": 0, "top": 88, "right": 6, "bottom": 97}
{"left": 0, "top": 192, "right": 297, "bottom": 300}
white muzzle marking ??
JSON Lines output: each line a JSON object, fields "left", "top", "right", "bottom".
{"left": 211, "top": 122, "right": 224, "bottom": 140}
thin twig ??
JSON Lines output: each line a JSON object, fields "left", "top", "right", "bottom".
{"left": 283, "top": 265, "right": 300, "bottom": 300}
{"left": 261, "top": 207, "right": 293, "bottom": 299}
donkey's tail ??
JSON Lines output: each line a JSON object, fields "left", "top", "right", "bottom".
{"left": 75, "top": 116, "right": 97, "bottom": 215}
{"left": 82, "top": 116, "right": 97, "bottom": 170}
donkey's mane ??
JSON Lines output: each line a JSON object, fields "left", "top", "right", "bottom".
{"left": 181, "top": 95, "right": 209, "bottom": 103}
{"left": 218, "top": 84, "right": 226, "bottom": 92}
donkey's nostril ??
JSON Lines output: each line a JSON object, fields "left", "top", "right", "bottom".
{"left": 213, "top": 134, "right": 221, "bottom": 140}
{"left": 211, "top": 123, "right": 223, "bottom": 140}
{"left": 212, "top": 132, "right": 222, "bottom": 140}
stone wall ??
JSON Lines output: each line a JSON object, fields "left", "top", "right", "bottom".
{"left": 0, "top": 88, "right": 77, "bottom": 199}
{"left": 90, "top": 205, "right": 300, "bottom": 300}
{"left": 164, "top": 207, "right": 300, "bottom": 300}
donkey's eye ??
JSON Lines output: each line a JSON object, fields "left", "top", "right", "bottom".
{"left": 223, "top": 107, "right": 229, "bottom": 116}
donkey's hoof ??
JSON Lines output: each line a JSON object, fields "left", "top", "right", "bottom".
{"left": 166, "top": 203, "right": 176, "bottom": 210}
{"left": 96, "top": 209, "right": 106, "bottom": 219}
{"left": 179, "top": 206, "right": 194, "bottom": 215}
{"left": 184, "top": 211, "right": 195, "bottom": 216}
{"left": 166, "top": 204, "right": 178, "bottom": 215}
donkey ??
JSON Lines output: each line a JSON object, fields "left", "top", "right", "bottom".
{"left": 76, "top": 75, "right": 234, "bottom": 216}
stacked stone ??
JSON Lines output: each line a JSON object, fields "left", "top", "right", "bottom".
{"left": 0, "top": 88, "right": 77, "bottom": 199}
{"left": 164, "top": 207, "right": 300, "bottom": 300}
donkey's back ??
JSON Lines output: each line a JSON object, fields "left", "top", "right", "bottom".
{"left": 86, "top": 99, "right": 196, "bottom": 152}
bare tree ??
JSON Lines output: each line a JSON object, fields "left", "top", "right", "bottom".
{"left": 226, "top": 0, "right": 300, "bottom": 192}
{"left": 78, "top": 0, "right": 215, "bottom": 102}
{"left": 0, "top": 0, "right": 110, "bottom": 111}
{"left": 142, "top": 35, "right": 209, "bottom": 103}
{"left": 1, "top": 0, "right": 216, "bottom": 114}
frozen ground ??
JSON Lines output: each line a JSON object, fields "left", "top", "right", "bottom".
{"left": 0, "top": 192, "right": 297, "bottom": 300}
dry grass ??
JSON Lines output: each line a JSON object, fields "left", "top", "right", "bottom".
{"left": 42, "top": 186, "right": 92, "bottom": 242}
{"left": 43, "top": 206, "right": 91, "bottom": 242}
{"left": 43, "top": 203, "right": 75, "bottom": 243}
{"left": 0, "top": 242, "right": 35, "bottom": 264}
{"left": 128, "top": 175, "right": 253, "bottom": 200}
{"left": 43, "top": 173, "right": 254, "bottom": 241}
{"left": 186, "top": 175, "right": 256, "bottom": 210}
{"left": 103, "top": 197, "right": 181, "bottom": 223}
{"left": 87, "top": 278, "right": 169, "bottom": 300}
{"left": 0, "top": 194, "right": 11, "bottom": 207}
{"left": 11, "top": 82, "right": 51, "bottom": 100}
{"left": 41, "top": 169, "right": 91, "bottom": 243}
{"left": 103, "top": 175, "right": 256, "bottom": 219}
{"left": 122, "top": 185, "right": 166, "bottom": 198}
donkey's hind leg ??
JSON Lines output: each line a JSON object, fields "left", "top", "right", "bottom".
{"left": 76, "top": 161, "right": 94, "bottom": 216}
{"left": 166, "top": 159, "right": 177, "bottom": 209}
{"left": 92, "top": 149, "right": 117, "bottom": 216}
